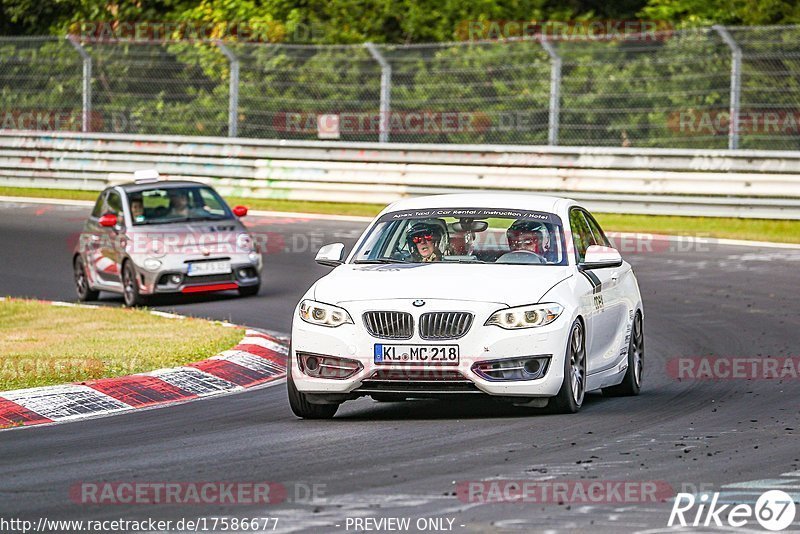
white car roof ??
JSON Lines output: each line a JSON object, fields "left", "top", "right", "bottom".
{"left": 380, "top": 193, "right": 573, "bottom": 216}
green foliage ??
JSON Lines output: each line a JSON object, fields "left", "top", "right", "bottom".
{"left": 2, "top": 1, "right": 800, "bottom": 149}
{"left": 640, "top": 0, "right": 800, "bottom": 27}
{"left": 4, "top": 0, "right": 800, "bottom": 42}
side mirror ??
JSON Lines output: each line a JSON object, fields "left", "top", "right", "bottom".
{"left": 233, "top": 205, "right": 248, "bottom": 217}
{"left": 315, "top": 243, "right": 345, "bottom": 267}
{"left": 581, "top": 245, "right": 622, "bottom": 270}
{"left": 98, "top": 213, "right": 118, "bottom": 228}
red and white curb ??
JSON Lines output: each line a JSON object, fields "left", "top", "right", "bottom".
{"left": 0, "top": 300, "right": 288, "bottom": 429}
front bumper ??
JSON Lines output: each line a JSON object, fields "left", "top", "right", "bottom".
{"left": 131, "top": 253, "right": 262, "bottom": 295}
{"left": 290, "top": 299, "right": 570, "bottom": 398}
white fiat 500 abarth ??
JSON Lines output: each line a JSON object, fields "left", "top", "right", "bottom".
{"left": 288, "top": 194, "right": 644, "bottom": 418}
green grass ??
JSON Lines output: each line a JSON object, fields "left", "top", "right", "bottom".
{"left": 0, "top": 186, "right": 384, "bottom": 217}
{"left": 0, "top": 186, "right": 99, "bottom": 201}
{"left": 1, "top": 185, "right": 798, "bottom": 243}
{"left": 593, "top": 213, "right": 800, "bottom": 244}
{"left": 0, "top": 299, "right": 243, "bottom": 391}
{"left": 229, "top": 197, "right": 384, "bottom": 217}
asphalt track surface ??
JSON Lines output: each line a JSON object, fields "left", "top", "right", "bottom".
{"left": 1, "top": 199, "right": 800, "bottom": 533}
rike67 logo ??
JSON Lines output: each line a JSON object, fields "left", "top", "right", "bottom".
{"left": 669, "top": 490, "right": 797, "bottom": 531}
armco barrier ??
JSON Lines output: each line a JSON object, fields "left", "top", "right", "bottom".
{"left": 1, "top": 131, "right": 799, "bottom": 219}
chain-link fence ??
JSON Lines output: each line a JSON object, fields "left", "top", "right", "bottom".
{"left": 1, "top": 26, "right": 800, "bottom": 149}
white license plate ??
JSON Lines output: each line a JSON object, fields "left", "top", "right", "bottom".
{"left": 187, "top": 260, "right": 231, "bottom": 276}
{"left": 374, "top": 344, "right": 459, "bottom": 365}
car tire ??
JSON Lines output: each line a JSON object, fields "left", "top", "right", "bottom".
{"left": 550, "top": 319, "right": 587, "bottom": 414}
{"left": 122, "top": 261, "right": 147, "bottom": 308}
{"left": 603, "top": 311, "right": 644, "bottom": 397}
{"left": 74, "top": 256, "right": 99, "bottom": 302}
{"left": 287, "top": 368, "right": 339, "bottom": 419}
{"left": 238, "top": 282, "right": 260, "bottom": 297}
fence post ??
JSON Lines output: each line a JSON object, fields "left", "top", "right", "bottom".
{"left": 540, "top": 39, "right": 561, "bottom": 146}
{"left": 365, "top": 42, "right": 392, "bottom": 143}
{"left": 217, "top": 42, "right": 240, "bottom": 138}
{"left": 713, "top": 25, "right": 741, "bottom": 150}
{"left": 66, "top": 36, "right": 92, "bottom": 133}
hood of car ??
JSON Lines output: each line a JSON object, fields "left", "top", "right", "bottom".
{"left": 125, "top": 222, "right": 248, "bottom": 254}
{"left": 313, "top": 263, "right": 573, "bottom": 307}
{"left": 128, "top": 221, "right": 242, "bottom": 234}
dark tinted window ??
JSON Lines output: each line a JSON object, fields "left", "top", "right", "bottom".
{"left": 569, "top": 209, "right": 596, "bottom": 263}
{"left": 106, "top": 191, "right": 123, "bottom": 215}
{"left": 583, "top": 211, "right": 611, "bottom": 247}
{"left": 91, "top": 192, "right": 105, "bottom": 218}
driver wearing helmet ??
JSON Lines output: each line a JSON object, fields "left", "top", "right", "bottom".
{"left": 407, "top": 223, "right": 443, "bottom": 262}
{"left": 505, "top": 220, "right": 552, "bottom": 262}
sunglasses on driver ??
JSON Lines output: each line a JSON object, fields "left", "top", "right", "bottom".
{"left": 412, "top": 234, "right": 435, "bottom": 244}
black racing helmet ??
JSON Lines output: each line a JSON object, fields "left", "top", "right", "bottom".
{"left": 406, "top": 222, "right": 442, "bottom": 253}
{"left": 506, "top": 219, "right": 550, "bottom": 253}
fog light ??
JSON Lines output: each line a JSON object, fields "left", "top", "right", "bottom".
{"left": 238, "top": 268, "right": 249, "bottom": 279}
{"left": 524, "top": 359, "right": 541, "bottom": 374}
{"left": 169, "top": 274, "right": 182, "bottom": 285}
{"left": 298, "top": 352, "right": 362, "bottom": 379}
{"left": 472, "top": 356, "right": 551, "bottom": 381}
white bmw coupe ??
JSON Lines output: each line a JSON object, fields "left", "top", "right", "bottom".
{"left": 288, "top": 194, "right": 644, "bottom": 418}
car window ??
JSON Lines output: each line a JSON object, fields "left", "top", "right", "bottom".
{"left": 350, "top": 208, "right": 567, "bottom": 266}
{"left": 583, "top": 211, "right": 611, "bottom": 248}
{"left": 197, "top": 188, "right": 228, "bottom": 216}
{"left": 105, "top": 191, "right": 123, "bottom": 215}
{"left": 569, "top": 208, "right": 596, "bottom": 263}
{"left": 91, "top": 192, "right": 105, "bottom": 218}
{"left": 131, "top": 186, "right": 233, "bottom": 225}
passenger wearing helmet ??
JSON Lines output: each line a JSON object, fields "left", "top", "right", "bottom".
{"left": 501, "top": 220, "right": 553, "bottom": 263}
{"left": 407, "top": 223, "right": 443, "bottom": 262}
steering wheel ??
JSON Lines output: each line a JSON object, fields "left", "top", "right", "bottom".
{"left": 496, "top": 250, "right": 546, "bottom": 264}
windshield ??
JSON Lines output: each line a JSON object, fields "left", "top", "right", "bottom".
{"left": 129, "top": 186, "right": 233, "bottom": 225}
{"left": 351, "top": 208, "right": 567, "bottom": 265}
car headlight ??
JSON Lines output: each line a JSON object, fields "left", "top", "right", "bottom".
{"left": 142, "top": 258, "right": 162, "bottom": 271}
{"left": 485, "top": 303, "right": 563, "bottom": 329}
{"left": 236, "top": 233, "right": 255, "bottom": 252}
{"left": 299, "top": 300, "right": 353, "bottom": 328}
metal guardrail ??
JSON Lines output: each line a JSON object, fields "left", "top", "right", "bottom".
{"left": 0, "top": 131, "right": 799, "bottom": 219}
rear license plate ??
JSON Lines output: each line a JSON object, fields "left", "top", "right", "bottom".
{"left": 187, "top": 260, "right": 231, "bottom": 276}
{"left": 374, "top": 344, "right": 459, "bottom": 365}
